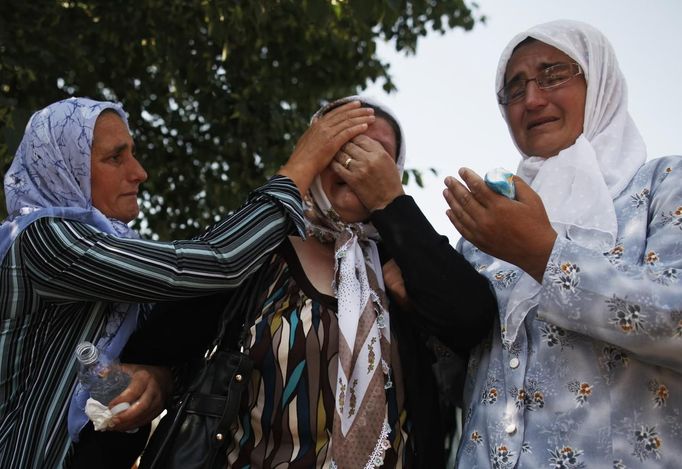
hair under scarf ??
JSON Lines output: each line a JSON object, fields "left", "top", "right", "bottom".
{"left": 492, "top": 20, "right": 647, "bottom": 343}
{"left": 1, "top": 97, "right": 141, "bottom": 440}
{"left": 306, "top": 96, "right": 406, "bottom": 468}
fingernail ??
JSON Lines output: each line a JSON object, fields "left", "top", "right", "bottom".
{"left": 110, "top": 402, "right": 131, "bottom": 415}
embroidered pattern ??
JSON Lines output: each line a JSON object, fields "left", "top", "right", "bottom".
{"left": 365, "top": 421, "right": 392, "bottom": 469}
{"left": 547, "top": 446, "right": 586, "bottom": 468}
{"left": 540, "top": 323, "right": 573, "bottom": 349}
{"left": 367, "top": 337, "right": 377, "bottom": 373}
{"left": 492, "top": 269, "right": 519, "bottom": 288}
{"left": 567, "top": 380, "right": 592, "bottom": 406}
{"left": 650, "top": 267, "right": 679, "bottom": 286}
{"left": 606, "top": 296, "right": 646, "bottom": 333}
{"left": 511, "top": 379, "right": 544, "bottom": 411}
{"left": 645, "top": 250, "right": 659, "bottom": 265}
{"left": 632, "top": 425, "right": 662, "bottom": 461}
{"left": 348, "top": 379, "right": 358, "bottom": 417}
{"left": 630, "top": 188, "right": 650, "bottom": 208}
{"left": 547, "top": 262, "right": 581, "bottom": 293}
{"left": 480, "top": 375, "right": 500, "bottom": 406}
{"left": 490, "top": 444, "right": 515, "bottom": 469}
{"left": 659, "top": 206, "right": 682, "bottom": 230}
{"left": 338, "top": 379, "right": 346, "bottom": 411}
{"left": 604, "top": 243, "right": 625, "bottom": 266}
{"left": 600, "top": 345, "right": 630, "bottom": 372}
{"left": 648, "top": 380, "right": 669, "bottom": 407}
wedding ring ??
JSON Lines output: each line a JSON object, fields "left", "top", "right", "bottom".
{"left": 343, "top": 157, "right": 352, "bottom": 170}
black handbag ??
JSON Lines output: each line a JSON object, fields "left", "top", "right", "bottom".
{"left": 139, "top": 267, "right": 268, "bottom": 469}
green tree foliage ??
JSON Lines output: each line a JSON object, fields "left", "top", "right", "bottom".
{"left": 1, "top": 0, "right": 481, "bottom": 238}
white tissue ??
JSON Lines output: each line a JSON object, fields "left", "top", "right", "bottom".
{"left": 84, "top": 398, "right": 131, "bottom": 431}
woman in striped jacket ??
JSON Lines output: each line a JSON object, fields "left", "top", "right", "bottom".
{"left": 0, "top": 96, "right": 374, "bottom": 468}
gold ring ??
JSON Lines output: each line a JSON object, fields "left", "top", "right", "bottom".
{"left": 343, "top": 157, "right": 352, "bottom": 170}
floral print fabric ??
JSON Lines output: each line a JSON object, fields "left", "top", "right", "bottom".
{"left": 456, "top": 156, "right": 682, "bottom": 468}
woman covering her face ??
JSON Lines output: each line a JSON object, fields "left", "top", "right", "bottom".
{"left": 0, "top": 96, "right": 373, "bottom": 469}
{"left": 125, "top": 96, "right": 496, "bottom": 469}
{"left": 444, "top": 20, "right": 682, "bottom": 468}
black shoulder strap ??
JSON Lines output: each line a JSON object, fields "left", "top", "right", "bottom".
{"left": 209, "top": 255, "right": 274, "bottom": 355}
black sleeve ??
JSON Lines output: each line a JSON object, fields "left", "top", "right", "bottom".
{"left": 120, "top": 292, "right": 229, "bottom": 366}
{"left": 371, "top": 194, "right": 496, "bottom": 352}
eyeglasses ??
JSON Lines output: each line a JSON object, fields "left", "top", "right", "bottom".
{"left": 497, "top": 63, "right": 583, "bottom": 105}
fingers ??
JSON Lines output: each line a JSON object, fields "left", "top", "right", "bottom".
{"left": 457, "top": 167, "right": 494, "bottom": 208}
{"left": 444, "top": 176, "right": 480, "bottom": 214}
{"left": 330, "top": 142, "right": 403, "bottom": 212}
{"left": 346, "top": 134, "right": 377, "bottom": 151}
{"left": 333, "top": 147, "right": 353, "bottom": 167}
{"left": 442, "top": 181, "right": 478, "bottom": 233}
{"left": 511, "top": 175, "right": 541, "bottom": 208}
{"left": 336, "top": 151, "right": 353, "bottom": 172}
{"left": 108, "top": 367, "right": 145, "bottom": 409}
{"left": 331, "top": 123, "right": 372, "bottom": 150}
{"left": 321, "top": 101, "right": 369, "bottom": 126}
{"left": 278, "top": 104, "right": 374, "bottom": 195}
{"left": 341, "top": 136, "right": 383, "bottom": 159}
{"left": 108, "top": 366, "right": 170, "bottom": 432}
{"left": 332, "top": 136, "right": 386, "bottom": 168}
{"left": 445, "top": 207, "right": 477, "bottom": 242}
{"left": 320, "top": 102, "right": 375, "bottom": 139}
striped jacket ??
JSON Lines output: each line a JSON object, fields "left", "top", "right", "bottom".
{"left": 0, "top": 176, "right": 304, "bottom": 469}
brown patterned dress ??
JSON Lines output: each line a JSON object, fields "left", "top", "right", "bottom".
{"left": 226, "top": 240, "right": 409, "bottom": 468}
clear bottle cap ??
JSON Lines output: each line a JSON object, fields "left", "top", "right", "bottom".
{"left": 75, "top": 341, "right": 99, "bottom": 365}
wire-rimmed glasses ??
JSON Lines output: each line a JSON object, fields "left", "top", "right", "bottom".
{"left": 498, "top": 63, "right": 583, "bottom": 105}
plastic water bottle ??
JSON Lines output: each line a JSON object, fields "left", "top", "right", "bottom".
{"left": 75, "top": 341, "right": 131, "bottom": 405}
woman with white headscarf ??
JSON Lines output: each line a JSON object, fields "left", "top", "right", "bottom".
{"left": 125, "top": 96, "right": 496, "bottom": 468}
{"left": 444, "top": 20, "right": 682, "bottom": 468}
{"left": 0, "top": 96, "right": 373, "bottom": 469}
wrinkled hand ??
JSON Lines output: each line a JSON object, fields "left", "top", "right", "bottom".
{"left": 382, "top": 259, "right": 411, "bottom": 310}
{"left": 443, "top": 167, "right": 557, "bottom": 283}
{"left": 331, "top": 134, "right": 404, "bottom": 212}
{"left": 278, "top": 101, "right": 375, "bottom": 195}
{"left": 107, "top": 364, "right": 173, "bottom": 432}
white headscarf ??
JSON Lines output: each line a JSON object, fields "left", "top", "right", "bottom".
{"left": 306, "top": 96, "right": 406, "bottom": 468}
{"left": 494, "top": 20, "right": 647, "bottom": 343}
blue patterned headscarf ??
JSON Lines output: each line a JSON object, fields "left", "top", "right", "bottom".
{"left": 1, "top": 97, "right": 138, "bottom": 260}
{"left": 0, "top": 97, "right": 141, "bottom": 441}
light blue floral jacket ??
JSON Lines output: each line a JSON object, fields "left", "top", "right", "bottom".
{"left": 456, "top": 156, "right": 682, "bottom": 469}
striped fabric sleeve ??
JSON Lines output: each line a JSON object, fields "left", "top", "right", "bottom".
{"left": 249, "top": 175, "right": 306, "bottom": 237}
{"left": 19, "top": 175, "right": 304, "bottom": 304}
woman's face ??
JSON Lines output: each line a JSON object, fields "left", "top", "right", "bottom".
{"left": 504, "top": 40, "right": 587, "bottom": 158}
{"left": 90, "top": 112, "right": 148, "bottom": 223}
{"left": 319, "top": 116, "right": 398, "bottom": 223}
